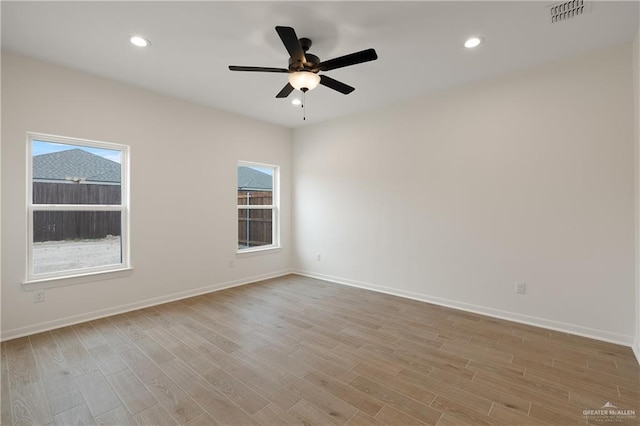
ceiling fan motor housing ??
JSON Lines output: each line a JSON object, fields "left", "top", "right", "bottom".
{"left": 289, "top": 50, "right": 320, "bottom": 72}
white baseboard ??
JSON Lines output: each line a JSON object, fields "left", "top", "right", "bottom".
{"left": 0, "top": 269, "right": 292, "bottom": 341}
{"left": 294, "top": 270, "right": 636, "bottom": 349}
{"left": 4, "top": 267, "right": 636, "bottom": 358}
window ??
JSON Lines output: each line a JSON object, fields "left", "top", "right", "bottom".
{"left": 237, "top": 161, "right": 279, "bottom": 252}
{"left": 27, "top": 133, "right": 130, "bottom": 282}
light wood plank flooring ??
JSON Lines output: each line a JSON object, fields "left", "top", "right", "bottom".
{"left": 1, "top": 274, "right": 638, "bottom": 425}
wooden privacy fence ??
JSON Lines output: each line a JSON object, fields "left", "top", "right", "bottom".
{"left": 238, "top": 191, "right": 273, "bottom": 247}
{"left": 33, "top": 182, "right": 121, "bottom": 242}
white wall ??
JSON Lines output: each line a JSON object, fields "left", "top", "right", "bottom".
{"left": 2, "top": 43, "right": 638, "bottom": 348}
{"left": 293, "top": 44, "right": 635, "bottom": 344}
{"left": 1, "top": 52, "right": 292, "bottom": 339}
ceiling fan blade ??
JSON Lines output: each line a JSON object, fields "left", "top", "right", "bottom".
{"left": 320, "top": 75, "right": 355, "bottom": 95}
{"left": 275, "top": 26, "right": 306, "bottom": 63}
{"left": 229, "top": 66, "right": 289, "bottom": 73}
{"left": 276, "top": 83, "right": 295, "bottom": 98}
{"left": 318, "top": 48, "right": 378, "bottom": 72}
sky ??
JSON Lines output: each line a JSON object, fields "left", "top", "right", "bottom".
{"left": 248, "top": 166, "right": 273, "bottom": 176}
{"left": 33, "top": 140, "right": 122, "bottom": 164}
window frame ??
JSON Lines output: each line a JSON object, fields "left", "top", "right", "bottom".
{"left": 25, "top": 132, "right": 131, "bottom": 285}
{"left": 237, "top": 161, "right": 280, "bottom": 254}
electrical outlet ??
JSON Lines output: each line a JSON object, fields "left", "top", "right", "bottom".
{"left": 33, "top": 290, "right": 45, "bottom": 303}
{"left": 316, "top": 253, "right": 321, "bottom": 261}
{"left": 515, "top": 281, "right": 526, "bottom": 294}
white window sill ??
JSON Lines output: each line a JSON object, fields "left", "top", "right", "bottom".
{"left": 22, "top": 267, "right": 134, "bottom": 291}
{"left": 236, "top": 246, "right": 282, "bottom": 257}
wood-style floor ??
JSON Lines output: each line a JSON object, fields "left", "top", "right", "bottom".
{"left": 1, "top": 275, "right": 638, "bottom": 425}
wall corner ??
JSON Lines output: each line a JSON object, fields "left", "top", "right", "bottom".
{"left": 633, "top": 27, "right": 640, "bottom": 364}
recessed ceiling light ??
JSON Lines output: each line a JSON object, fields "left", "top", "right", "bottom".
{"left": 291, "top": 99, "right": 302, "bottom": 106}
{"left": 464, "top": 37, "right": 483, "bottom": 49}
{"left": 130, "top": 36, "right": 150, "bottom": 48}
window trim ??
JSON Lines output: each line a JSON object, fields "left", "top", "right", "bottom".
{"left": 24, "top": 132, "right": 131, "bottom": 285}
{"left": 237, "top": 161, "right": 280, "bottom": 254}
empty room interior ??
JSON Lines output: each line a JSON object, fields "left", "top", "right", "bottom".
{"left": 2, "top": 1, "right": 640, "bottom": 425}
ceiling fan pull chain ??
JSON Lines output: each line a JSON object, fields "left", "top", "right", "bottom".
{"left": 303, "top": 90, "right": 306, "bottom": 121}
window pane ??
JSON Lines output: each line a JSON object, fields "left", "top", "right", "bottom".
{"left": 238, "top": 209, "right": 273, "bottom": 249}
{"left": 237, "top": 165, "right": 273, "bottom": 206}
{"left": 33, "top": 211, "right": 122, "bottom": 275}
{"left": 32, "top": 140, "right": 121, "bottom": 204}
{"left": 237, "top": 191, "right": 272, "bottom": 206}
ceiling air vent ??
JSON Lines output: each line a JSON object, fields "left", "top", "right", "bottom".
{"left": 548, "top": 0, "right": 588, "bottom": 23}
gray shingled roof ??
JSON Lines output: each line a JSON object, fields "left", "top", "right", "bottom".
{"left": 238, "top": 166, "right": 272, "bottom": 191}
{"left": 33, "top": 149, "right": 121, "bottom": 184}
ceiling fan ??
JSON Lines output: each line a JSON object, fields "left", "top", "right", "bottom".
{"left": 229, "top": 26, "right": 378, "bottom": 98}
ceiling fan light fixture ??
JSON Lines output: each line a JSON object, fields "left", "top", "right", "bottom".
{"left": 288, "top": 71, "right": 320, "bottom": 92}
{"left": 130, "top": 35, "right": 150, "bottom": 48}
{"left": 464, "top": 37, "right": 483, "bottom": 49}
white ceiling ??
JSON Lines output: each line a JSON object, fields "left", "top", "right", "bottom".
{"left": 2, "top": 1, "right": 638, "bottom": 128}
